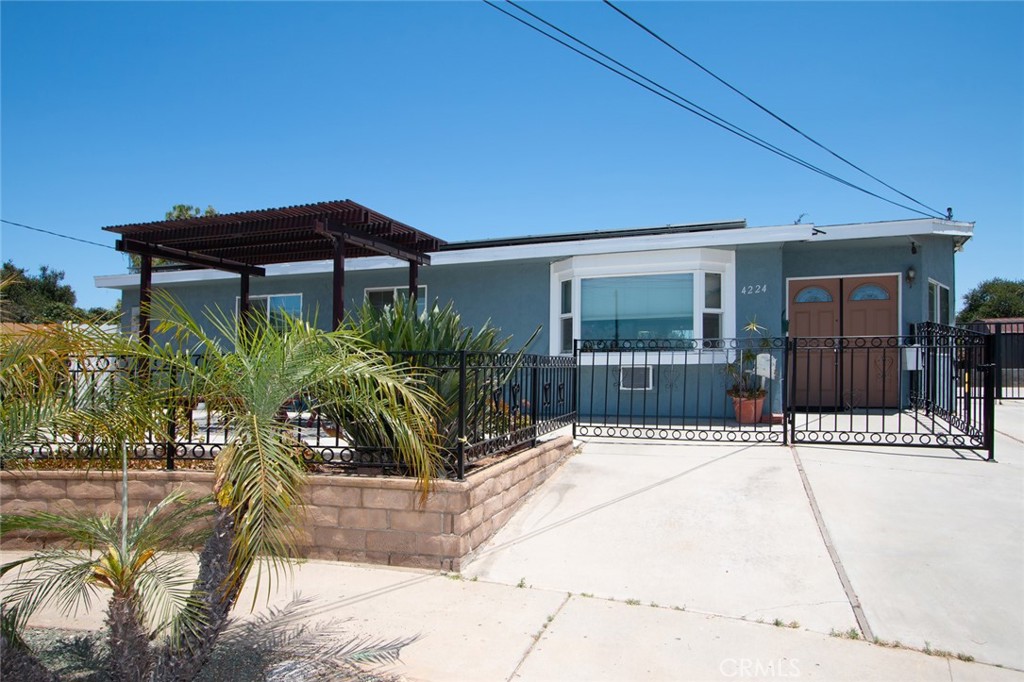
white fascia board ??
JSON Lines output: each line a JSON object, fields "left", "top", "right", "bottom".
{"left": 810, "top": 219, "right": 974, "bottom": 242}
{"left": 93, "top": 218, "right": 973, "bottom": 290}
{"left": 94, "top": 225, "right": 813, "bottom": 289}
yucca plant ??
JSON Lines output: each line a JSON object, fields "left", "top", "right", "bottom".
{"left": 339, "top": 297, "right": 539, "bottom": 464}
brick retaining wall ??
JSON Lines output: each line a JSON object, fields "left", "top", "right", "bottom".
{"left": 0, "top": 434, "right": 574, "bottom": 571}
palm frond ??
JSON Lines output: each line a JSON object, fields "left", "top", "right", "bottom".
{"left": 197, "top": 594, "right": 418, "bottom": 682}
{"left": 1, "top": 552, "right": 104, "bottom": 632}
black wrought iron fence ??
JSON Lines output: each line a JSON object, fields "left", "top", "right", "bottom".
{"left": 4, "top": 350, "right": 577, "bottom": 480}
{"left": 963, "top": 321, "right": 1024, "bottom": 399}
{"left": 787, "top": 325, "right": 994, "bottom": 457}
{"left": 574, "top": 338, "right": 788, "bottom": 443}
{"left": 574, "top": 328, "right": 995, "bottom": 459}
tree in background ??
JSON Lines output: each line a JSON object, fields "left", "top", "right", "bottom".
{"left": 165, "top": 204, "right": 217, "bottom": 221}
{"left": 0, "top": 261, "right": 119, "bottom": 323}
{"left": 956, "top": 278, "right": 1024, "bottom": 325}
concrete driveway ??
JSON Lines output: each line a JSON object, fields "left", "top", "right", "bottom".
{"left": 795, "top": 400, "right": 1024, "bottom": 669}
{"left": 463, "top": 402, "right": 1024, "bottom": 670}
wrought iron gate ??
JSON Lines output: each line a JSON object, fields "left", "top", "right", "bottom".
{"left": 573, "top": 324, "right": 996, "bottom": 459}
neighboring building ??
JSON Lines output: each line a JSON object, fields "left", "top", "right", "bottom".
{"left": 95, "top": 214, "right": 974, "bottom": 417}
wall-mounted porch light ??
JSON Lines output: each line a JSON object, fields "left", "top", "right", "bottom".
{"left": 905, "top": 266, "right": 917, "bottom": 287}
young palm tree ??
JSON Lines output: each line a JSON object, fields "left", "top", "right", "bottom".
{"left": 1, "top": 492, "right": 213, "bottom": 681}
{"left": 2, "top": 295, "right": 442, "bottom": 681}
{"left": 139, "top": 295, "right": 442, "bottom": 681}
{"left": 2, "top": 319, "right": 211, "bottom": 681}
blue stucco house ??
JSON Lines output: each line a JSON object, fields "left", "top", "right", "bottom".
{"left": 97, "top": 214, "right": 971, "bottom": 350}
{"left": 96, "top": 208, "right": 974, "bottom": 425}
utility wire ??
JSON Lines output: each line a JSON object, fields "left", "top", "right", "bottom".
{"left": 499, "top": 0, "right": 906, "bottom": 215}
{"left": 1, "top": 218, "right": 117, "bottom": 251}
{"left": 603, "top": 0, "right": 946, "bottom": 219}
{"left": 484, "top": 0, "right": 938, "bottom": 218}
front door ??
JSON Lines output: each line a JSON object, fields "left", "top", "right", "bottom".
{"left": 788, "top": 275, "right": 900, "bottom": 409}
{"left": 788, "top": 278, "right": 841, "bottom": 408}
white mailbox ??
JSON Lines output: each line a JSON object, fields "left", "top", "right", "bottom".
{"left": 755, "top": 353, "right": 777, "bottom": 380}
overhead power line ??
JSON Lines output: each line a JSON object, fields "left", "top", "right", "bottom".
{"left": 1, "top": 219, "right": 116, "bottom": 251}
{"left": 483, "top": 0, "right": 945, "bottom": 220}
{"left": 495, "top": 0, "right": 919, "bottom": 216}
{"left": 602, "top": 0, "right": 946, "bottom": 219}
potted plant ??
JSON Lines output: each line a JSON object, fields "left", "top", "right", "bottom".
{"left": 724, "top": 319, "right": 770, "bottom": 424}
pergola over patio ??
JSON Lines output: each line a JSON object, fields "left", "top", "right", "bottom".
{"left": 103, "top": 199, "right": 445, "bottom": 339}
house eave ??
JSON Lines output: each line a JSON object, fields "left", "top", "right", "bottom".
{"left": 94, "top": 218, "right": 973, "bottom": 290}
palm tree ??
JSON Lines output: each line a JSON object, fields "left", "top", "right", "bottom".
{"left": 2, "top": 294, "right": 442, "bottom": 681}
{"left": 140, "top": 295, "right": 442, "bottom": 681}
{"left": 1, "top": 492, "right": 213, "bottom": 681}
{"left": 1, "top": 316, "right": 201, "bottom": 682}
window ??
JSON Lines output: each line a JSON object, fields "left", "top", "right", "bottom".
{"left": 849, "top": 284, "right": 890, "bottom": 301}
{"left": 238, "top": 294, "right": 302, "bottom": 332}
{"left": 619, "top": 366, "right": 653, "bottom": 391}
{"left": 703, "top": 272, "right": 723, "bottom": 341}
{"left": 559, "top": 279, "right": 573, "bottom": 353}
{"left": 928, "top": 281, "right": 950, "bottom": 325}
{"left": 365, "top": 286, "right": 428, "bottom": 315}
{"left": 550, "top": 249, "right": 734, "bottom": 355}
{"left": 794, "top": 286, "right": 833, "bottom": 303}
{"left": 581, "top": 274, "right": 694, "bottom": 342}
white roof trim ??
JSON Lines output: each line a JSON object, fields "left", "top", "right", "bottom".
{"left": 94, "top": 218, "right": 974, "bottom": 290}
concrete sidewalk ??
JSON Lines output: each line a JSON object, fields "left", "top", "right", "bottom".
{"left": 3, "top": 404, "right": 1021, "bottom": 681}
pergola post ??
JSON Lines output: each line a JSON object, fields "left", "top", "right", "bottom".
{"left": 239, "top": 272, "right": 250, "bottom": 320}
{"left": 408, "top": 261, "right": 419, "bottom": 303}
{"left": 138, "top": 255, "right": 152, "bottom": 345}
{"left": 332, "top": 237, "right": 345, "bottom": 329}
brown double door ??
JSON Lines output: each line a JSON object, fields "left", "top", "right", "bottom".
{"left": 788, "top": 275, "right": 899, "bottom": 409}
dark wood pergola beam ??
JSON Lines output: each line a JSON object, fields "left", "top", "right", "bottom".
{"left": 316, "top": 220, "right": 432, "bottom": 266}
{"left": 116, "top": 239, "right": 266, "bottom": 277}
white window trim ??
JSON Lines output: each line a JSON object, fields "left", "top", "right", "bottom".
{"left": 364, "top": 285, "right": 427, "bottom": 307}
{"left": 235, "top": 293, "right": 303, "bottom": 322}
{"left": 619, "top": 365, "right": 654, "bottom": 391}
{"left": 927, "top": 279, "right": 951, "bottom": 325}
{"left": 550, "top": 248, "right": 736, "bottom": 357}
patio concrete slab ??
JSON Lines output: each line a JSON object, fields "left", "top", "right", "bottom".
{"left": 514, "top": 595, "right": 1015, "bottom": 682}
{"left": 794, "top": 407, "right": 1024, "bottom": 669}
{"left": 463, "top": 439, "right": 857, "bottom": 635}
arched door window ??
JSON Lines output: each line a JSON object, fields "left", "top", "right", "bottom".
{"left": 794, "top": 286, "right": 833, "bottom": 303}
{"left": 849, "top": 284, "right": 890, "bottom": 301}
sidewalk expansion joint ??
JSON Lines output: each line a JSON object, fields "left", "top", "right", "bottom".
{"left": 789, "top": 445, "right": 875, "bottom": 643}
{"left": 506, "top": 591, "right": 572, "bottom": 682}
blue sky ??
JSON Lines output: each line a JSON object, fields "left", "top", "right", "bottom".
{"left": 2, "top": 1, "right": 1021, "bottom": 310}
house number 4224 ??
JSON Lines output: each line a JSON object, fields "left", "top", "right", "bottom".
{"left": 740, "top": 284, "right": 767, "bottom": 295}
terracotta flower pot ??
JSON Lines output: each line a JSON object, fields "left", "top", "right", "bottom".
{"left": 730, "top": 395, "right": 766, "bottom": 424}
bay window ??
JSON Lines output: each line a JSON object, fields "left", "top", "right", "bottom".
{"left": 551, "top": 249, "right": 734, "bottom": 355}
{"left": 580, "top": 274, "right": 694, "bottom": 341}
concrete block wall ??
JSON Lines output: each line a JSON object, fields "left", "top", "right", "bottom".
{"left": 1, "top": 434, "right": 574, "bottom": 571}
